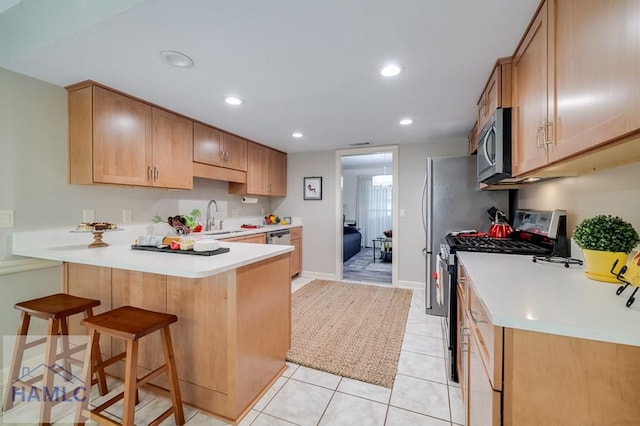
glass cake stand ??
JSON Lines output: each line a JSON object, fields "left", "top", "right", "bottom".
{"left": 70, "top": 228, "right": 123, "bottom": 248}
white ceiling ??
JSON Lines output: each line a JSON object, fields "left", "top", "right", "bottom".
{"left": 0, "top": 0, "right": 539, "bottom": 154}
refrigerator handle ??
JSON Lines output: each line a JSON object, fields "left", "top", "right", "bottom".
{"left": 425, "top": 159, "right": 434, "bottom": 310}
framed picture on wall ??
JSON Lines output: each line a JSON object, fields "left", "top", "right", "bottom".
{"left": 303, "top": 176, "right": 322, "bottom": 200}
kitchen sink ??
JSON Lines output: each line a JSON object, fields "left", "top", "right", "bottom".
{"left": 198, "top": 230, "right": 244, "bottom": 236}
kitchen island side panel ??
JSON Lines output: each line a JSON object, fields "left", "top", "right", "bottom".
{"left": 234, "top": 253, "right": 291, "bottom": 416}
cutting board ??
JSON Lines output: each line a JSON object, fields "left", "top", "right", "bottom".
{"left": 131, "top": 245, "right": 230, "bottom": 256}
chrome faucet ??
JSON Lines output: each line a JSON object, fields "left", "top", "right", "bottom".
{"left": 205, "top": 200, "right": 219, "bottom": 231}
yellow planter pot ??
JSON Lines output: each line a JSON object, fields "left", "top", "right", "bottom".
{"left": 581, "top": 249, "right": 629, "bottom": 283}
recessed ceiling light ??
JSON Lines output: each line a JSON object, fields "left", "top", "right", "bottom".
{"left": 292, "top": 132, "right": 303, "bottom": 138}
{"left": 224, "top": 96, "right": 243, "bottom": 105}
{"left": 400, "top": 118, "right": 413, "bottom": 125}
{"left": 160, "top": 51, "right": 193, "bottom": 68}
{"left": 380, "top": 64, "right": 403, "bottom": 77}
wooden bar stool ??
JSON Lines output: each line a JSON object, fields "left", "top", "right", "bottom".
{"left": 75, "top": 306, "right": 185, "bottom": 426}
{"left": 2, "top": 293, "right": 108, "bottom": 424}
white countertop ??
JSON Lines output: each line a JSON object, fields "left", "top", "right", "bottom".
{"left": 12, "top": 225, "right": 294, "bottom": 279}
{"left": 456, "top": 252, "right": 640, "bottom": 347}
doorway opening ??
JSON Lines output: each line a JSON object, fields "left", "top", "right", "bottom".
{"left": 335, "top": 146, "right": 398, "bottom": 286}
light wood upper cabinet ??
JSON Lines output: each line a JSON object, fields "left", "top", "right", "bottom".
{"left": 477, "top": 57, "right": 512, "bottom": 134}
{"left": 551, "top": 0, "right": 640, "bottom": 162}
{"left": 68, "top": 83, "right": 193, "bottom": 189}
{"left": 511, "top": 1, "right": 551, "bottom": 176}
{"left": 246, "top": 142, "right": 270, "bottom": 195}
{"left": 86, "top": 86, "right": 153, "bottom": 186}
{"left": 512, "top": 0, "right": 640, "bottom": 177}
{"left": 152, "top": 107, "right": 193, "bottom": 189}
{"left": 229, "top": 142, "right": 287, "bottom": 196}
{"left": 222, "top": 132, "right": 248, "bottom": 171}
{"left": 268, "top": 148, "right": 287, "bottom": 197}
{"left": 193, "top": 123, "right": 247, "bottom": 172}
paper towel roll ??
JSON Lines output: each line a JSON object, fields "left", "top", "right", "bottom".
{"left": 242, "top": 196, "right": 258, "bottom": 204}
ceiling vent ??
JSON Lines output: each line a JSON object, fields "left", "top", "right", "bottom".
{"left": 348, "top": 141, "right": 373, "bottom": 147}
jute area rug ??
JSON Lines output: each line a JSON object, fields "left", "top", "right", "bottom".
{"left": 286, "top": 279, "right": 412, "bottom": 388}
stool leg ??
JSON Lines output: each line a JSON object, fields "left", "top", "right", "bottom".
{"left": 122, "top": 339, "right": 139, "bottom": 425}
{"left": 59, "top": 318, "right": 73, "bottom": 381}
{"left": 40, "top": 318, "right": 60, "bottom": 424}
{"left": 161, "top": 326, "right": 185, "bottom": 425}
{"left": 2, "top": 312, "right": 31, "bottom": 411}
{"left": 84, "top": 308, "right": 108, "bottom": 396}
{"left": 75, "top": 328, "right": 99, "bottom": 425}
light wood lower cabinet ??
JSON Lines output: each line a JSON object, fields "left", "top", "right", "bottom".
{"left": 290, "top": 227, "right": 302, "bottom": 278}
{"left": 220, "top": 227, "right": 302, "bottom": 278}
{"left": 457, "top": 261, "right": 640, "bottom": 425}
{"left": 468, "top": 310, "right": 501, "bottom": 426}
{"left": 220, "top": 233, "right": 266, "bottom": 244}
{"left": 64, "top": 254, "right": 291, "bottom": 422}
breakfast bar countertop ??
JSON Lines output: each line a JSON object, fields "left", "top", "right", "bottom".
{"left": 456, "top": 251, "right": 640, "bottom": 347}
{"left": 12, "top": 226, "right": 293, "bottom": 279}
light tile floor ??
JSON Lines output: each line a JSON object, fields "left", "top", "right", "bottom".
{"left": 0, "top": 276, "right": 464, "bottom": 425}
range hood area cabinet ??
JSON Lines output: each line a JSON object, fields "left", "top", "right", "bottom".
{"left": 228, "top": 142, "right": 287, "bottom": 197}
{"left": 476, "top": 57, "right": 512, "bottom": 137}
{"left": 67, "top": 82, "right": 193, "bottom": 190}
{"left": 511, "top": 0, "right": 640, "bottom": 178}
{"left": 193, "top": 122, "right": 248, "bottom": 172}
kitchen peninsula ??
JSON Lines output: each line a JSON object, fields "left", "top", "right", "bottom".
{"left": 12, "top": 227, "right": 294, "bottom": 422}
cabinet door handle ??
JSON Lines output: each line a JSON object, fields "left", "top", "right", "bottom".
{"left": 147, "top": 165, "right": 153, "bottom": 182}
{"left": 543, "top": 120, "right": 554, "bottom": 146}
{"left": 536, "top": 122, "right": 546, "bottom": 150}
{"left": 154, "top": 166, "right": 159, "bottom": 182}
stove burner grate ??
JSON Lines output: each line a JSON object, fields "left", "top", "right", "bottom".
{"left": 446, "top": 235, "right": 551, "bottom": 255}
{"left": 532, "top": 256, "right": 583, "bottom": 268}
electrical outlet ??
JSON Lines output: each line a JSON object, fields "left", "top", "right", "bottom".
{"left": 260, "top": 208, "right": 265, "bottom": 215}
{"left": 82, "top": 209, "right": 95, "bottom": 223}
{"left": 0, "top": 210, "right": 15, "bottom": 228}
{"left": 122, "top": 210, "right": 132, "bottom": 223}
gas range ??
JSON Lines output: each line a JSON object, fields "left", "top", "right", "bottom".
{"left": 446, "top": 234, "right": 551, "bottom": 255}
{"left": 446, "top": 209, "right": 569, "bottom": 257}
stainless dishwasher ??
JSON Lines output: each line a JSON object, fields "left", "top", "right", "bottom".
{"left": 267, "top": 229, "right": 291, "bottom": 245}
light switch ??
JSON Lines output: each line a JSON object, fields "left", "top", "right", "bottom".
{"left": 122, "top": 210, "right": 132, "bottom": 223}
{"left": 399, "top": 209, "right": 406, "bottom": 217}
{"left": 0, "top": 210, "right": 14, "bottom": 228}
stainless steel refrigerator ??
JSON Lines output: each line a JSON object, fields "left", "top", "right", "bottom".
{"left": 423, "top": 155, "right": 509, "bottom": 316}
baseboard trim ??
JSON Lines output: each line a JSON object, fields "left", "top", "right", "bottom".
{"left": 300, "top": 271, "right": 337, "bottom": 281}
{"left": 398, "top": 280, "right": 423, "bottom": 289}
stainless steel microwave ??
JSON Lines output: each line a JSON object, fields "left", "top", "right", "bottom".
{"left": 477, "top": 107, "right": 512, "bottom": 184}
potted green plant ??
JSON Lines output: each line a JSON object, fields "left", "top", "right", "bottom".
{"left": 573, "top": 215, "right": 640, "bottom": 283}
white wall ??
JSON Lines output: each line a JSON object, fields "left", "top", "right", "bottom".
{"left": 517, "top": 162, "right": 640, "bottom": 255}
{"left": 273, "top": 139, "right": 468, "bottom": 285}
{"left": 272, "top": 150, "right": 336, "bottom": 276}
